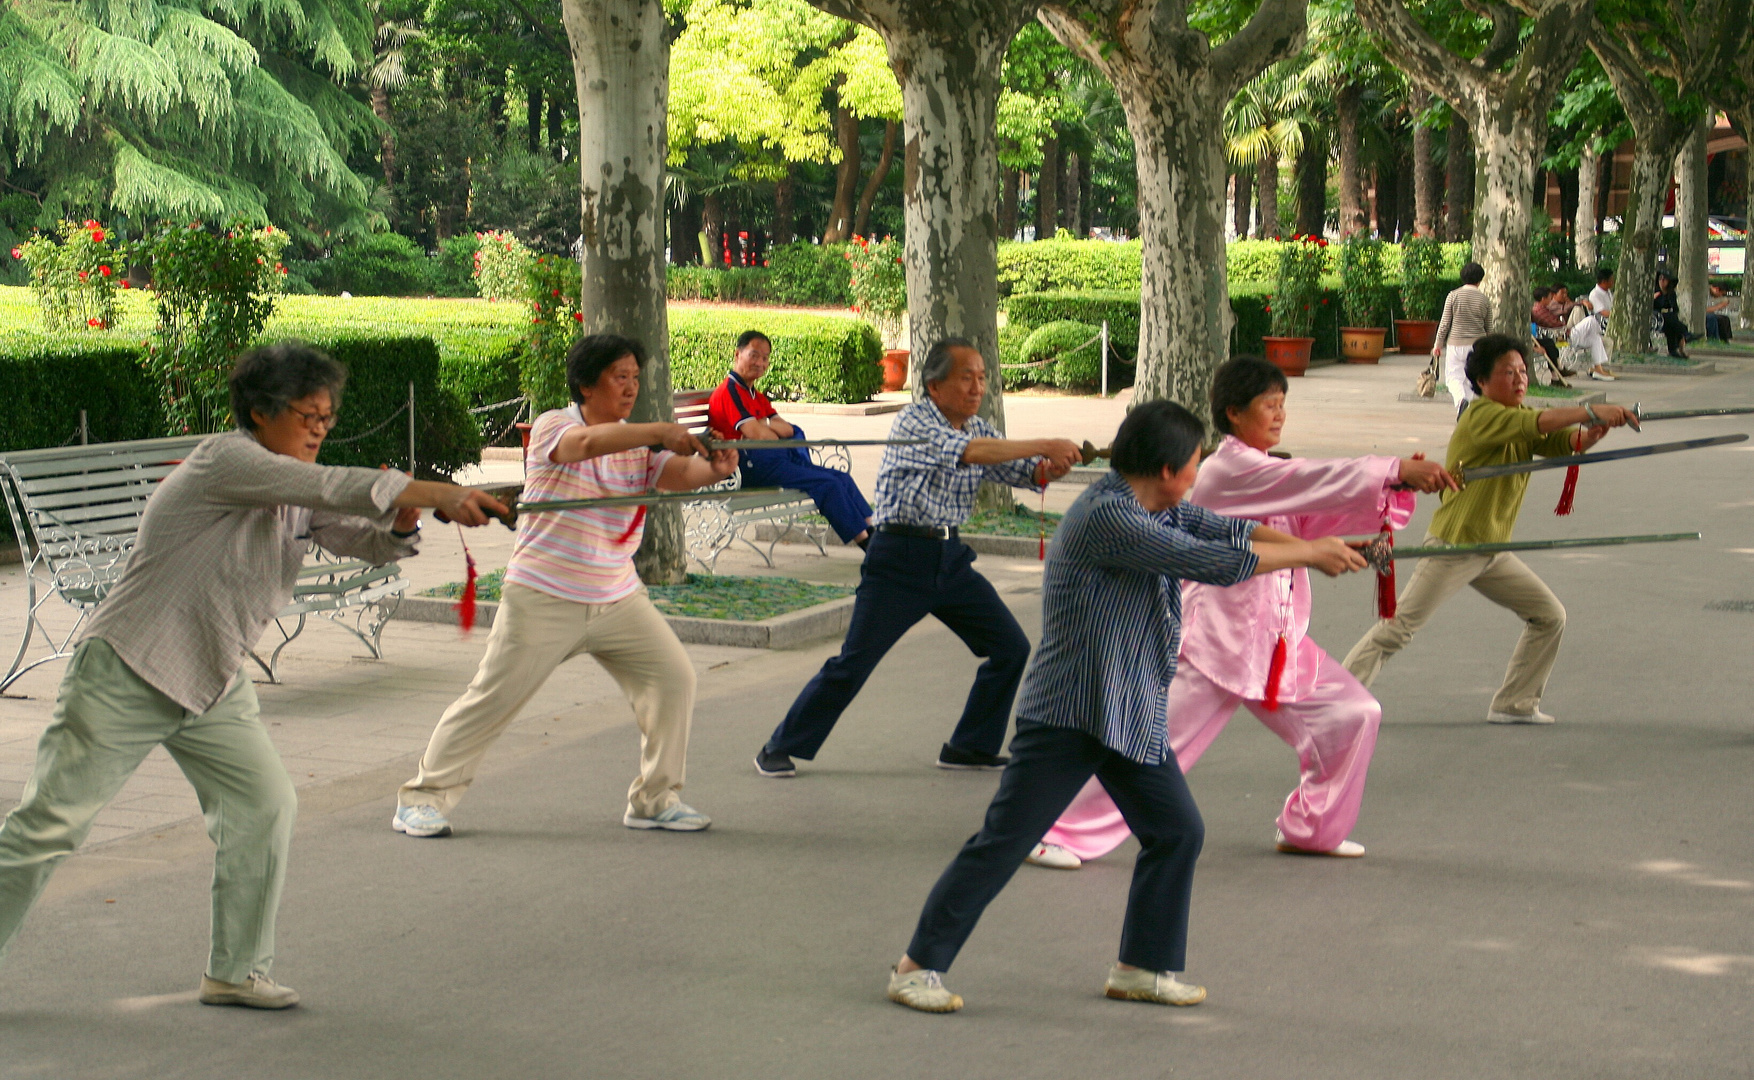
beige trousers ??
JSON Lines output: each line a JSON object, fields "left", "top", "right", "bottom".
{"left": 1342, "top": 536, "right": 1566, "bottom": 716}
{"left": 400, "top": 582, "right": 696, "bottom": 818}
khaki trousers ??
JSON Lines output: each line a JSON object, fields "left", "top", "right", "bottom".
{"left": 400, "top": 582, "right": 696, "bottom": 819}
{"left": 0, "top": 639, "right": 297, "bottom": 984}
{"left": 1342, "top": 536, "right": 1566, "bottom": 716}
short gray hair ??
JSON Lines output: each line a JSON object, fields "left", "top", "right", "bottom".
{"left": 920, "top": 337, "right": 977, "bottom": 386}
{"left": 229, "top": 341, "right": 347, "bottom": 430}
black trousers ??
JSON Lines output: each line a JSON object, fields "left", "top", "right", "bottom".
{"left": 906, "top": 722, "right": 1205, "bottom": 974}
{"left": 1660, "top": 311, "right": 1690, "bottom": 354}
{"left": 766, "top": 531, "right": 1029, "bottom": 760}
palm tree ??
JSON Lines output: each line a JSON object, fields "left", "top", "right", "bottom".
{"left": 1225, "top": 62, "right": 1310, "bottom": 239}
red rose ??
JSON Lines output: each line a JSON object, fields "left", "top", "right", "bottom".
{"left": 78, "top": 270, "right": 88, "bottom": 280}
{"left": 121, "top": 281, "right": 131, "bottom": 289}
{"left": 552, "top": 289, "right": 561, "bottom": 297}
{"left": 91, "top": 230, "right": 104, "bottom": 243}
{"left": 573, "top": 312, "right": 583, "bottom": 322}
{"left": 8, "top": 247, "right": 19, "bottom": 259}
{"left": 1264, "top": 305, "right": 1271, "bottom": 313}
{"left": 88, "top": 317, "right": 101, "bottom": 327}
{"left": 99, "top": 265, "right": 111, "bottom": 276}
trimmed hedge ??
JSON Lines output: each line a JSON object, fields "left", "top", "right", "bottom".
{"left": 767, "top": 242, "right": 854, "bottom": 306}
{"left": 666, "top": 265, "right": 775, "bottom": 303}
{"left": 311, "top": 335, "right": 482, "bottom": 480}
{"left": 668, "top": 311, "right": 882, "bottom": 404}
{"left": 1006, "top": 291, "right": 1140, "bottom": 363}
{"left": 0, "top": 339, "right": 165, "bottom": 453}
{"left": 998, "top": 237, "right": 1478, "bottom": 295}
{"left": 1021, "top": 321, "right": 1103, "bottom": 389}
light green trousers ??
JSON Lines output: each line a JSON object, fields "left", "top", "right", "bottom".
{"left": 0, "top": 638, "right": 298, "bottom": 983}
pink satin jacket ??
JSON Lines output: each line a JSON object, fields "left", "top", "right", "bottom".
{"left": 1178, "top": 436, "right": 1414, "bottom": 703}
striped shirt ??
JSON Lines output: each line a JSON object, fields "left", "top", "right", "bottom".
{"left": 1014, "top": 472, "right": 1259, "bottom": 765}
{"left": 1434, "top": 286, "right": 1493, "bottom": 352}
{"left": 503, "top": 407, "right": 675, "bottom": 604}
{"left": 871, "top": 400, "right": 1043, "bottom": 528}
{"left": 83, "top": 429, "right": 414, "bottom": 713}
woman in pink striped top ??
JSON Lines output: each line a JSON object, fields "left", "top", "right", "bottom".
{"left": 397, "top": 334, "right": 737, "bottom": 837}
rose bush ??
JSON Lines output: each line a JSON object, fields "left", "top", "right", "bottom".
{"left": 474, "top": 230, "right": 534, "bottom": 303}
{"left": 16, "top": 220, "right": 122, "bottom": 331}
{"left": 1269, "top": 234, "right": 1328, "bottom": 339}
{"left": 845, "top": 235, "right": 906, "bottom": 347}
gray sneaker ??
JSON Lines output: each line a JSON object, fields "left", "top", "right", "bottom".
{"left": 1104, "top": 964, "right": 1206, "bottom": 1006}
{"left": 199, "top": 972, "right": 300, "bottom": 1009}
{"left": 392, "top": 804, "right": 452, "bottom": 837}
{"left": 624, "top": 801, "right": 712, "bottom": 831}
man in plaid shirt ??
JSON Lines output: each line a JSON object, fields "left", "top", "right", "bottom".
{"left": 754, "top": 338, "right": 1082, "bottom": 778}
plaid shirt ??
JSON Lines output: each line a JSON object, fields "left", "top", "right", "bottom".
{"left": 83, "top": 430, "right": 415, "bottom": 713}
{"left": 871, "top": 399, "right": 1044, "bottom": 528}
{"left": 1015, "top": 472, "right": 1259, "bottom": 764}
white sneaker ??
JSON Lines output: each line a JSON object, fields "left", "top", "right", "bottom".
{"left": 887, "top": 967, "right": 963, "bottom": 1012}
{"left": 1103, "top": 964, "right": 1206, "bottom": 1006}
{"left": 1274, "top": 828, "right": 1365, "bottom": 857}
{"left": 1590, "top": 367, "right": 1617, "bottom": 381}
{"left": 1488, "top": 707, "right": 1557, "bottom": 725}
{"left": 624, "top": 801, "right": 712, "bottom": 831}
{"left": 1025, "top": 842, "right": 1082, "bottom": 870}
{"left": 391, "top": 804, "right": 452, "bottom": 837}
{"left": 199, "top": 972, "right": 300, "bottom": 1009}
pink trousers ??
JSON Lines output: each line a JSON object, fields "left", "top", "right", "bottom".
{"left": 1039, "top": 649, "right": 1381, "bottom": 859}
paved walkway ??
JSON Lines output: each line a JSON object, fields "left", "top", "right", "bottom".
{"left": 2, "top": 351, "right": 1751, "bottom": 1077}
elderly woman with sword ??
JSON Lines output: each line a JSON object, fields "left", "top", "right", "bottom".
{"left": 1026, "top": 355, "right": 1460, "bottom": 871}
{"left": 1342, "top": 334, "right": 1641, "bottom": 724}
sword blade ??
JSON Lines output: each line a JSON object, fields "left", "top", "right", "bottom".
{"left": 517, "top": 488, "right": 788, "bottom": 514}
{"left": 1392, "top": 532, "right": 1701, "bottom": 561}
{"left": 1634, "top": 405, "right": 1754, "bottom": 422}
{"left": 1461, "top": 433, "right": 1747, "bottom": 483}
{"left": 709, "top": 438, "right": 926, "bottom": 450}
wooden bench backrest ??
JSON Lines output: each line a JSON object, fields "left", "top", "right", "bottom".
{"left": 674, "top": 389, "right": 713, "bottom": 437}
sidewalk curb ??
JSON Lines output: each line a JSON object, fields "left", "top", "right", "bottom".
{"left": 393, "top": 593, "right": 856, "bottom": 649}
{"left": 1608, "top": 360, "right": 1717, "bottom": 376}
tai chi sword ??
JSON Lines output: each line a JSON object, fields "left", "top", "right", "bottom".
{"left": 1632, "top": 404, "right": 1754, "bottom": 424}
{"left": 665, "top": 437, "right": 928, "bottom": 452}
{"left": 440, "top": 486, "right": 786, "bottom": 530}
{"left": 1457, "top": 433, "right": 1747, "bottom": 484}
{"left": 1353, "top": 532, "right": 1702, "bottom": 575}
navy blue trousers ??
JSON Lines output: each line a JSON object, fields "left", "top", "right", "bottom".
{"left": 907, "top": 722, "right": 1205, "bottom": 974}
{"left": 766, "top": 532, "right": 1030, "bottom": 760}
{"left": 738, "top": 424, "right": 872, "bottom": 543}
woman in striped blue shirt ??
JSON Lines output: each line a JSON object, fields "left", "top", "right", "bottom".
{"left": 887, "top": 399, "right": 1368, "bottom": 1014}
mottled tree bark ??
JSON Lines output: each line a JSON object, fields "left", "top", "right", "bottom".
{"left": 823, "top": 105, "right": 862, "bottom": 242}
{"left": 1574, "top": 139, "right": 1598, "bottom": 269}
{"left": 1296, "top": 122, "right": 1327, "bottom": 236}
{"left": 1590, "top": 2, "right": 1751, "bottom": 355}
{"left": 1359, "top": 0, "right": 1591, "bottom": 341}
{"left": 561, "top": 0, "right": 681, "bottom": 582}
{"left": 853, "top": 119, "right": 898, "bottom": 239}
{"left": 1256, "top": 152, "right": 1281, "bottom": 238}
{"left": 1336, "top": 82, "right": 1366, "bottom": 237}
{"left": 1036, "top": 133, "right": 1060, "bottom": 240}
{"left": 1040, "top": 0, "right": 1307, "bottom": 414}
{"left": 1676, "top": 116, "right": 1710, "bottom": 332}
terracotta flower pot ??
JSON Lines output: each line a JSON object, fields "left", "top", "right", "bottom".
{"left": 1262, "top": 336, "right": 1314, "bottom": 377}
{"left": 1340, "top": 326, "right": 1387, "bottom": 363}
{"left": 515, "top": 421, "right": 533, "bottom": 450}
{"left": 881, "top": 348, "right": 909, "bottom": 392}
{"left": 1394, "top": 319, "right": 1438, "bottom": 355}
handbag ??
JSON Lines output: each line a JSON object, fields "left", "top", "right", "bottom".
{"left": 1415, "top": 356, "right": 1438, "bottom": 398}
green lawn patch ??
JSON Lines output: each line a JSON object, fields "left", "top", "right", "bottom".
{"left": 1527, "top": 384, "right": 1583, "bottom": 398}
{"left": 1612, "top": 352, "right": 1705, "bottom": 366}
{"left": 795, "top": 503, "right": 1063, "bottom": 538}
{"left": 423, "top": 570, "right": 854, "bottom": 621}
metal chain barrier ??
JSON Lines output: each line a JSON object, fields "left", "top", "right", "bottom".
{"left": 326, "top": 401, "right": 410, "bottom": 444}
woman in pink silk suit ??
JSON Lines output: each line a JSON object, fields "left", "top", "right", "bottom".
{"left": 1029, "top": 356, "right": 1457, "bottom": 869}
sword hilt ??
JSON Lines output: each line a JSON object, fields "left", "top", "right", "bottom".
{"left": 1348, "top": 530, "right": 1394, "bottom": 575}
{"left": 1079, "top": 440, "right": 1112, "bottom": 466}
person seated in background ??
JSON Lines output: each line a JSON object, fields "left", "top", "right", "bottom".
{"left": 1547, "top": 284, "right": 1577, "bottom": 320}
{"left": 1588, "top": 266, "right": 1615, "bottom": 324}
{"left": 1530, "top": 286, "right": 1569, "bottom": 384}
{"left": 708, "top": 330, "right": 873, "bottom": 548}
{"left": 1706, "top": 285, "right": 1734, "bottom": 342}
{"left": 1652, "top": 271, "right": 1700, "bottom": 358}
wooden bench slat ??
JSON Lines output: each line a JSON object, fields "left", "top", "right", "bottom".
{"left": 23, "top": 484, "right": 160, "bottom": 512}
{"left": 5, "top": 444, "right": 204, "bottom": 477}
{"left": 18, "top": 465, "right": 181, "bottom": 496}
{"left": 0, "top": 436, "right": 204, "bottom": 468}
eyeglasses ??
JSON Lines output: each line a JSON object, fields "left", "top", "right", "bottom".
{"left": 285, "top": 404, "right": 339, "bottom": 432}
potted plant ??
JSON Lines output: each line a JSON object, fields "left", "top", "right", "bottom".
{"left": 847, "top": 236, "right": 909, "bottom": 391}
{"left": 1263, "top": 234, "right": 1327, "bottom": 376}
{"left": 1338, "top": 234, "right": 1388, "bottom": 363}
{"left": 1396, "top": 235, "right": 1443, "bottom": 354}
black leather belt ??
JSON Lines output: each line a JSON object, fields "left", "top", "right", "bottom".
{"left": 878, "top": 523, "right": 958, "bottom": 540}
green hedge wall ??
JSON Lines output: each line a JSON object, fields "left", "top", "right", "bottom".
{"left": 311, "top": 335, "right": 482, "bottom": 480}
{"left": 668, "top": 311, "right": 882, "bottom": 404}
{"left": 1006, "top": 291, "right": 1141, "bottom": 362}
{"left": 998, "top": 238, "right": 1478, "bottom": 295}
{"left": 0, "top": 339, "right": 166, "bottom": 453}
{"left": 766, "top": 242, "right": 854, "bottom": 305}
{"left": 665, "top": 266, "right": 775, "bottom": 303}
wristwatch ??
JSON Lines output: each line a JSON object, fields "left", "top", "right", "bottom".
{"left": 391, "top": 522, "right": 421, "bottom": 539}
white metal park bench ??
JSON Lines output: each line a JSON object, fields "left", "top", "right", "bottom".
{"left": 671, "top": 389, "right": 852, "bottom": 573}
{"left": 0, "top": 435, "right": 409, "bottom": 693}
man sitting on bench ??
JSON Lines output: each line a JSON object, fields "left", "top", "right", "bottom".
{"left": 708, "top": 330, "right": 873, "bottom": 548}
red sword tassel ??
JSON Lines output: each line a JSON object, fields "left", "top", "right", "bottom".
{"left": 1555, "top": 429, "right": 1583, "bottom": 516}
{"left": 1375, "top": 525, "right": 1397, "bottom": 619}
{"left": 1263, "top": 634, "right": 1287, "bottom": 711}
{"left": 454, "top": 524, "right": 478, "bottom": 633}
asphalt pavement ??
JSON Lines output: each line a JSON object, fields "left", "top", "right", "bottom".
{"left": 2, "top": 355, "right": 1753, "bottom": 1079}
